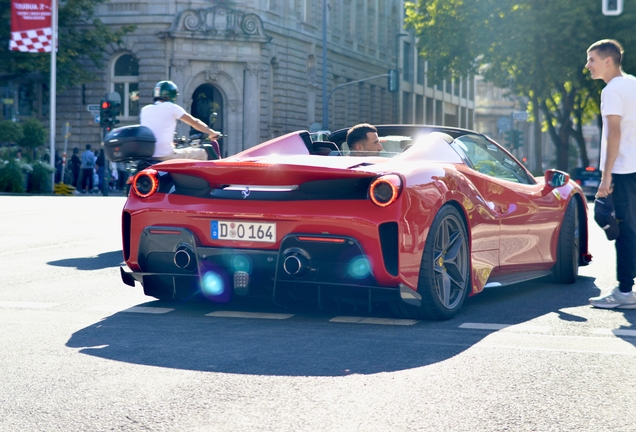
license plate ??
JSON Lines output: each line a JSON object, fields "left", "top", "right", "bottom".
{"left": 583, "top": 180, "right": 599, "bottom": 187}
{"left": 211, "top": 220, "right": 276, "bottom": 243}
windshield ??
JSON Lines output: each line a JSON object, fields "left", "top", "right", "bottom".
{"left": 339, "top": 132, "right": 452, "bottom": 158}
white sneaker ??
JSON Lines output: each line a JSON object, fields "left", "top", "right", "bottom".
{"left": 589, "top": 287, "right": 636, "bottom": 309}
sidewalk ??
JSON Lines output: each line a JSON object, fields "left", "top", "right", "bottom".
{"left": 75, "top": 188, "right": 128, "bottom": 197}
{"left": 0, "top": 188, "right": 128, "bottom": 197}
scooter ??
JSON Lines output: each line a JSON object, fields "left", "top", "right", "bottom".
{"left": 123, "top": 134, "right": 223, "bottom": 195}
{"left": 130, "top": 133, "right": 222, "bottom": 172}
{"left": 103, "top": 124, "right": 223, "bottom": 195}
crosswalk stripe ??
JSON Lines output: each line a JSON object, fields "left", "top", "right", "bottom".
{"left": 0, "top": 301, "right": 60, "bottom": 309}
{"left": 459, "top": 322, "right": 509, "bottom": 330}
{"left": 330, "top": 316, "right": 418, "bottom": 326}
{"left": 205, "top": 311, "right": 294, "bottom": 320}
{"left": 459, "top": 322, "right": 551, "bottom": 332}
{"left": 462, "top": 323, "right": 636, "bottom": 337}
{"left": 87, "top": 306, "right": 175, "bottom": 314}
{"left": 123, "top": 306, "right": 175, "bottom": 314}
{"left": 591, "top": 328, "right": 636, "bottom": 337}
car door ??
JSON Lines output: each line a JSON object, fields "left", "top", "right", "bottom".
{"left": 452, "top": 135, "right": 563, "bottom": 270}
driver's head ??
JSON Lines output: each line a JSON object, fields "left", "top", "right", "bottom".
{"left": 346, "top": 123, "right": 383, "bottom": 156}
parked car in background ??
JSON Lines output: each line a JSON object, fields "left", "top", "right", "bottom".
{"left": 571, "top": 166, "right": 601, "bottom": 199}
{"left": 310, "top": 130, "right": 331, "bottom": 142}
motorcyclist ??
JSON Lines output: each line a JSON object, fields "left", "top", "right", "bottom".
{"left": 140, "top": 80, "right": 221, "bottom": 160}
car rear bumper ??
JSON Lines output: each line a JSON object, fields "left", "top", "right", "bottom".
{"left": 122, "top": 226, "right": 402, "bottom": 308}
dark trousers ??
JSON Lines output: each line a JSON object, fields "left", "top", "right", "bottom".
{"left": 72, "top": 167, "right": 80, "bottom": 187}
{"left": 613, "top": 172, "right": 636, "bottom": 291}
{"left": 81, "top": 168, "right": 93, "bottom": 191}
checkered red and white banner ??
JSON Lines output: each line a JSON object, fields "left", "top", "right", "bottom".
{"left": 10, "top": 1, "right": 53, "bottom": 53}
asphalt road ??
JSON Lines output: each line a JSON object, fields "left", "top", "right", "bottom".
{"left": 1, "top": 196, "right": 635, "bottom": 432}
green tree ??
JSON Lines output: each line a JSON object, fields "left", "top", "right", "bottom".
{"left": 18, "top": 118, "right": 48, "bottom": 160}
{"left": 405, "top": 0, "right": 636, "bottom": 171}
{"left": 0, "top": 120, "right": 23, "bottom": 145}
{"left": 0, "top": 0, "right": 135, "bottom": 91}
{"left": 0, "top": 159, "right": 26, "bottom": 193}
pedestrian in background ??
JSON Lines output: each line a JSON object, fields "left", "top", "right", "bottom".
{"left": 54, "top": 154, "right": 63, "bottom": 183}
{"left": 116, "top": 161, "right": 128, "bottom": 191}
{"left": 586, "top": 39, "right": 636, "bottom": 309}
{"left": 70, "top": 147, "right": 81, "bottom": 187}
{"left": 80, "top": 144, "right": 97, "bottom": 194}
{"left": 96, "top": 149, "right": 106, "bottom": 191}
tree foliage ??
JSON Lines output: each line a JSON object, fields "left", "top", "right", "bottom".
{"left": 405, "top": 0, "right": 636, "bottom": 171}
{"left": 18, "top": 118, "right": 47, "bottom": 151}
{"left": 0, "top": 0, "right": 135, "bottom": 90}
{"left": 0, "top": 119, "right": 23, "bottom": 144}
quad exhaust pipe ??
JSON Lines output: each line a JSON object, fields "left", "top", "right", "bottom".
{"left": 174, "top": 245, "right": 195, "bottom": 270}
{"left": 282, "top": 248, "right": 310, "bottom": 276}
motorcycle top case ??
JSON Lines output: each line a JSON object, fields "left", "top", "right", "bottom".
{"left": 103, "top": 125, "right": 156, "bottom": 162}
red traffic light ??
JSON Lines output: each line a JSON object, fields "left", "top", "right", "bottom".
{"left": 101, "top": 101, "right": 111, "bottom": 109}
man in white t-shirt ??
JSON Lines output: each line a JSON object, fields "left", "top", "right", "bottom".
{"left": 586, "top": 39, "right": 636, "bottom": 309}
{"left": 140, "top": 80, "right": 220, "bottom": 160}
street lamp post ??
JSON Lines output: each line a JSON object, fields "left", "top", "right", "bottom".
{"left": 395, "top": 32, "right": 409, "bottom": 123}
{"left": 324, "top": 74, "right": 389, "bottom": 130}
{"left": 321, "top": 0, "right": 328, "bottom": 130}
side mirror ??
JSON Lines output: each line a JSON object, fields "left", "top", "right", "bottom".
{"left": 544, "top": 169, "right": 570, "bottom": 188}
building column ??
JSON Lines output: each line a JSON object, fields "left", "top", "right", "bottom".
{"left": 243, "top": 62, "right": 260, "bottom": 149}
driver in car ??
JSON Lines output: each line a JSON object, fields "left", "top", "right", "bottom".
{"left": 346, "top": 123, "right": 384, "bottom": 156}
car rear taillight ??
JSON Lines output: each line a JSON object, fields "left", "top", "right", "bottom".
{"left": 369, "top": 174, "right": 402, "bottom": 207}
{"left": 132, "top": 169, "right": 159, "bottom": 198}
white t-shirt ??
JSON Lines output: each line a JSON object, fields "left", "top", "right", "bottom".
{"left": 600, "top": 74, "right": 636, "bottom": 174}
{"left": 140, "top": 101, "right": 187, "bottom": 158}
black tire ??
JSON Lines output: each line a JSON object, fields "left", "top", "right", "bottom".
{"left": 551, "top": 198, "right": 579, "bottom": 284}
{"left": 390, "top": 205, "right": 470, "bottom": 320}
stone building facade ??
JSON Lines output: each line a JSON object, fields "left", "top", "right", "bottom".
{"left": 4, "top": 0, "right": 476, "bottom": 157}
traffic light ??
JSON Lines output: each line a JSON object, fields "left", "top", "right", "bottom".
{"left": 109, "top": 101, "right": 121, "bottom": 128}
{"left": 602, "top": 0, "right": 623, "bottom": 16}
{"left": 99, "top": 100, "right": 121, "bottom": 131}
{"left": 99, "top": 100, "right": 111, "bottom": 129}
{"left": 503, "top": 129, "right": 512, "bottom": 147}
{"left": 388, "top": 69, "right": 399, "bottom": 93}
{"left": 510, "top": 130, "right": 519, "bottom": 148}
{"left": 516, "top": 130, "right": 524, "bottom": 148}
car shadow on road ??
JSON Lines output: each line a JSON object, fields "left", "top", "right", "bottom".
{"left": 64, "top": 274, "right": 632, "bottom": 377}
{"left": 47, "top": 250, "right": 124, "bottom": 271}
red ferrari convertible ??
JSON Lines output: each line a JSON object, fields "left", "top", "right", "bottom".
{"left": 119, "top": 125, "right": 592, "bottom": 320}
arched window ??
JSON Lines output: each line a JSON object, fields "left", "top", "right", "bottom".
{"left": 111, "top": 53, "right": 139, "bottom": 118}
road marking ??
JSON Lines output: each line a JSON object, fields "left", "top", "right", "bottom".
{"left": 460, "top": 322, "right": 551, "bottom": 332}
{"left": 0, "top": 301, "right": 60, "bottom": 309}
{"left": 205, "top": 311, "right": 294, "bottom": 320}
{"left": 87, "top": 306, "right": 174, "bottom": 314}
{"left": 330, "top": 316, "right": 419, "bottom": 326}
{"left": 460, "top": 322, "right": 509, "bottom": 330}
{"left": 474, "top": 332, "right": 636, "bottom": 356}
{"left": 123, "top": 306, "right": 175, "bottom": 314}
{"left": 591, "top": 328, "right": 636, "bottom": 337}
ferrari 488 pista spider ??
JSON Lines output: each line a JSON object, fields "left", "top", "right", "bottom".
{"left": 119, "top": 125, "right": 591, "bottom": 320}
